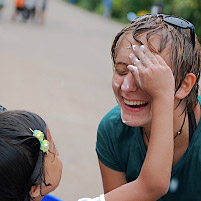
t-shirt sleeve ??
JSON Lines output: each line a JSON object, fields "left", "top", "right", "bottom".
{"left": 198, "top": 95, "right": 201, "bottom": 105}
{"left": 96, "top": 107, "right": 124, "bottom": 172}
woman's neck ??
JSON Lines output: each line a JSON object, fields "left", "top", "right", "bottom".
{"left": 172, "top": 102, "right": 201, "bottom": 165}
{"left": 143, "top": 109, "right": 188, "bottom": 141}
{"left": 143, "top": 102, "right": 201, "bottom": 166}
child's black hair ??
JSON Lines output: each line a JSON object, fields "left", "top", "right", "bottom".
{"left": 0, "top": 110, "right": 50, "bottom": 201}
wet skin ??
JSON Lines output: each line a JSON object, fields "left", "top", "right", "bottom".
{"left": 41, "top": 128, "right": 63, "bottom": 196}
{"left": 112, "top": 31, "right": 172, "bottom": 129}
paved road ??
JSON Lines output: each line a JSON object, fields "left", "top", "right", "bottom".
{"left": 0, "top": 1, "right": 123, "bottom": 200}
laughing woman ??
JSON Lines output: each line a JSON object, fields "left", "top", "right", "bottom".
{"left": 93, "top": 14, "right": 201, "bottom": 201}
{"left": 79, "top": 15, "right": 176, "bottom": 201}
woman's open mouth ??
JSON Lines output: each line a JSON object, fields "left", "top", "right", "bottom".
{"left": 123, "top": 99, "right": 148, "bottom": 108}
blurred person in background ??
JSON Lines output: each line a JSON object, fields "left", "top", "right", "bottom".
{"left": 23, "top": 0, "right": 36, "bottom": 22}
{"left": 12, "top": 0, "right": 25, "bottom": 21}
{"left": 36, "top": 0, "right": 47, "bottom": 25}
{"left": 102, "top": 0, "right": 112, "bottom": 18}
{"left": 0, "top": 0, "right": 5, "bottom": 17}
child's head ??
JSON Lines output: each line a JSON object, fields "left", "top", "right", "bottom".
{"left": 111, "top": 14, "right": 201, "bottom": 113}
{"left": 0, "top": 110, "right": 62, "bottom": 201}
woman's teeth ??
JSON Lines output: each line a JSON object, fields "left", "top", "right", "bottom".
{"left": 124, "top": 99, "right": 148, "bottom": 108}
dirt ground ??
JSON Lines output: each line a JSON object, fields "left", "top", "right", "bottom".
{"left": 0, "top": 0, "right": 123, "bottom": 200}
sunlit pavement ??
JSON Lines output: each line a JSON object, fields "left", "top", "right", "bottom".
{"left": 0, "top": 0, "right": 123, "bottom": 200}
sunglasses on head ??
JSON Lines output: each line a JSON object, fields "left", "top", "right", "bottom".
{"left": 132, "top": 14, "right": 195, "bottom": 48}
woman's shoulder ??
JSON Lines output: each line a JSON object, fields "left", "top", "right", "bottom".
{"left": 97, "top": 105, "right": 128, "bottom": 139}
{"left": 99, "top": 105, "right": 122, "bottom": 127}
{"left": 97, "top": 105, "right": 140, "bottom": 140}
{"left": 104, "top": 105, "right": 121, "bottom": 118}
{"left": 198, "top": 95, "right": 201, "bottom": 104}
{"left": 194, "top": 95, "right": 201, "bottom": 125}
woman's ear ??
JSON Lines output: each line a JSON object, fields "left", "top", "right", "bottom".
{"left": 29, "top": 185, "right": 41, "bottom": 200}
{"left": 175, "top": 73, "right": 196, "bottom": 99}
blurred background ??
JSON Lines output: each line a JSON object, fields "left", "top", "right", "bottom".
{"left": 66, "top": 0, "right": 201, "bottom": 40}
{"left": 0, "top": 0, "right": 200, "bottom": 200}
{"left": 0, "top": 0, "right": 122, "bottom": 200}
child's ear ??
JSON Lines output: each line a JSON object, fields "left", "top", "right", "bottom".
{"left": 29, "top": 185, "right": 41, "bottom": 200}
{"left": 175, "top": 73, "right": 196, "bottom": 99}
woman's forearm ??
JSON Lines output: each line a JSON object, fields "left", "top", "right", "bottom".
{"left": 105, "top": 96, "right": 174, "bottom": 201}
{"left": 139, "top": 96, "right": 174, "bottom": 193}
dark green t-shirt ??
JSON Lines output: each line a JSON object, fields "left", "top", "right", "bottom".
{"left": 96, "top": 96, "right": 201, "bottom": 201}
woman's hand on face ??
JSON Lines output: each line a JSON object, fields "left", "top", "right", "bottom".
{"left": 128, "top": 45, "right": 175, "bottom": 100}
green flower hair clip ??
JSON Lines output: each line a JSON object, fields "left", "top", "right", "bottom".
{"left": 29, "top": 128, "right": 50, "bottom": 154}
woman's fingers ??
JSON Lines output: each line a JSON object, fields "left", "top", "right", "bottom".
{"left": 127, "top": 65, "right": 143, "bottom": 89}
{"left": 132, "top": 45, "right": 158, "bottom": 67}
{"left": 129, "top": 52, "right": 140, "bottom": 65}
{"left": 129, "top": 53, "right": 144, "bottom": 71}
{"left": 128, "top": 45, "right": 175, "bottom": 99}
{"left": 129, "top": 52, "right": 146, "bottom": 90}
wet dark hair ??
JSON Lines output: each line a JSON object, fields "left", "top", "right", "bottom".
{"left": 111, "top": 14, "right": 201, "bottom": 112}
{"left": 0, "top": 110, "right": 50, "bottom": 201}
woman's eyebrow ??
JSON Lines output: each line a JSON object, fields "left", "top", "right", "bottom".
{"left": 115, "top": 61, "right": 129, "bottom": 66}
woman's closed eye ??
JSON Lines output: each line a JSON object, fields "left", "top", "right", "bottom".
{"left": 115, "top": 63, "right": 129, "bottom": 75}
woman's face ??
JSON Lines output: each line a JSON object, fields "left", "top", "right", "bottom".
{"left": 41, "top": 128, "right": 63, "bottom": 196}
{"left": 112, "top": 32, "right": 172, "bottom": 127}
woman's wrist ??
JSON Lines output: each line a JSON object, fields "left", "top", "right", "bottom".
{"left": 152, "top": 93, "right": 174, "bottom": 104}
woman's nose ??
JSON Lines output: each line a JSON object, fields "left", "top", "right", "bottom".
{"left": 121, "top": 72, "right": 138, "bottom": 92}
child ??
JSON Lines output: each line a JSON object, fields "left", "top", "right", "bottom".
{"left": 0, "top": 110, "right": 62, "bottom": 201}
{"left": 12, "top": 0, "right": 25, "bottom": 21}
{"left": 79, "top": 30, "right": 175, "bottom": 200}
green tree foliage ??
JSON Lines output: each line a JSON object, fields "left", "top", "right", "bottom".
{"left": 169, "top": 0, "right": 201, "bottom": 41}
{"left": 66, "top": 0, "right": 201, "bottom": 39}
{"left": 112, "top": 0, "right": 152, "bottom": 20}
{"left": 152, "top": 0, "right": 201, "bottom": 40}
{"left": 71, "top": 0, "right": 101, "bottom": 11}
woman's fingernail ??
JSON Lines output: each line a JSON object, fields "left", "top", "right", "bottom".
{"left": 127, "top": 65, "right": 138, "bottom": 72}
{"left": 132, "top": 45, "right": 138, "bottom": 51}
